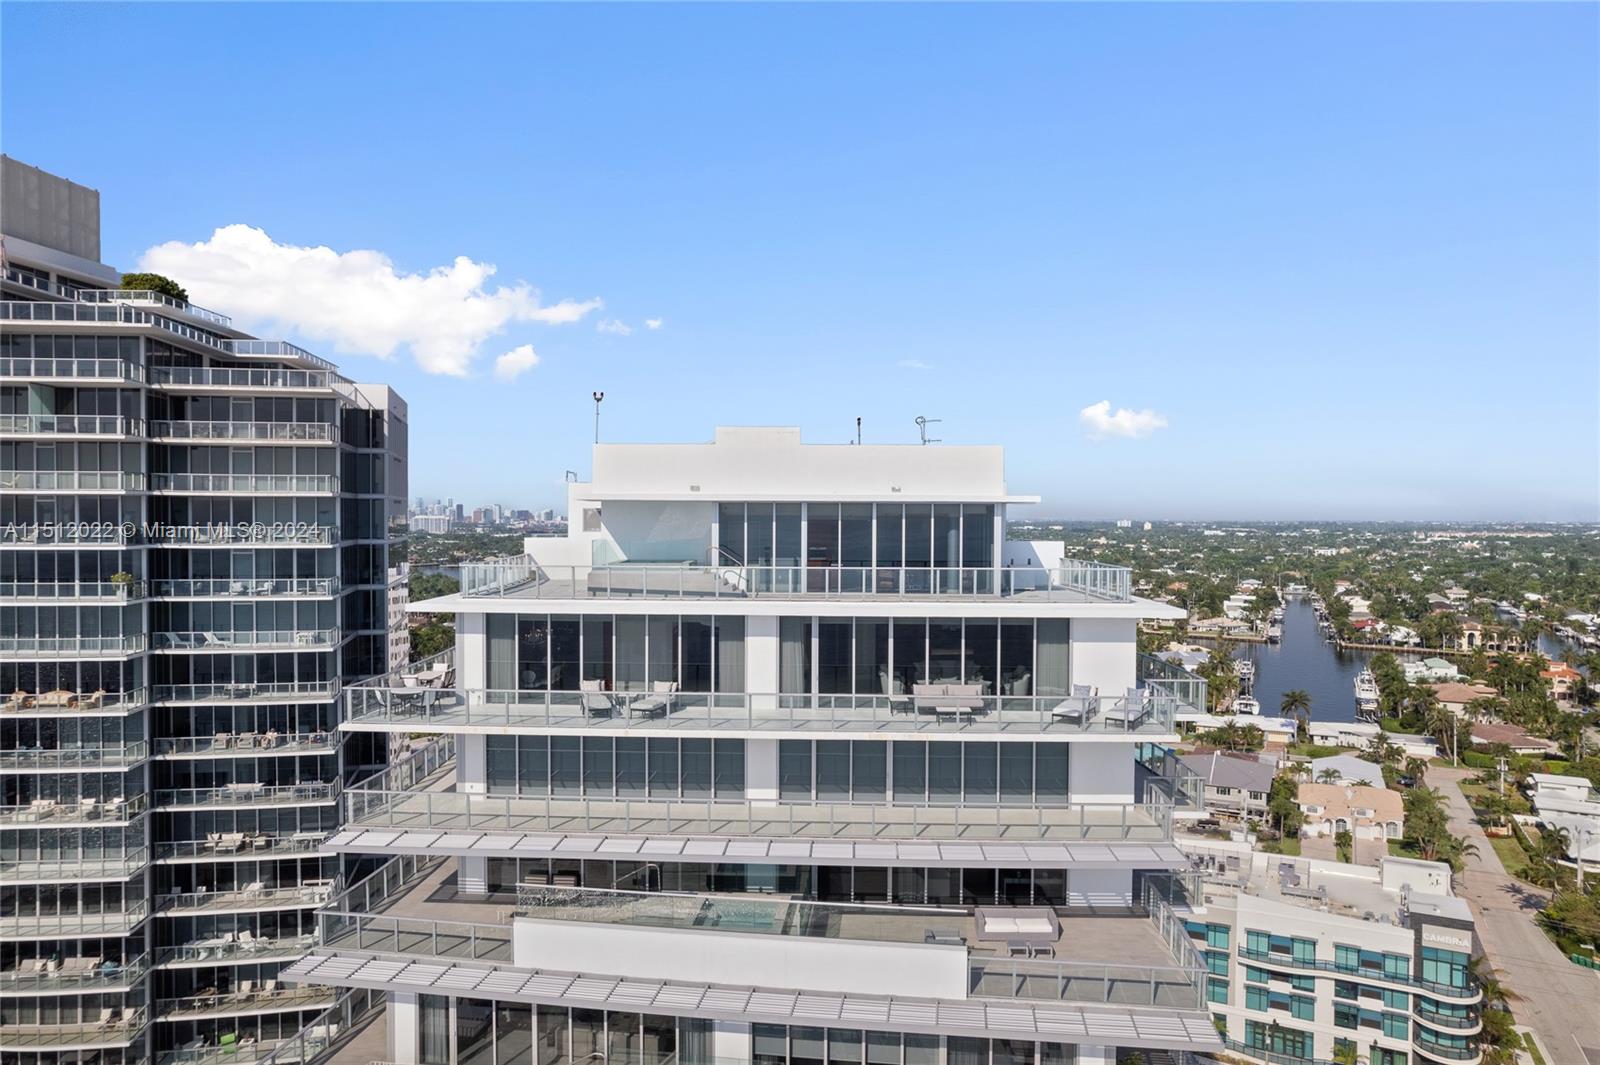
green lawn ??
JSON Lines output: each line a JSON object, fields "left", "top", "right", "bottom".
{"left": 1486, "top": 833, "right": 1531, "bottom": 877}
{"left": 1388, "top": 839, "right": 1424, "bottom": 860}
{"left": 1262, "top": 837, "right": 1302, "bottom": 856}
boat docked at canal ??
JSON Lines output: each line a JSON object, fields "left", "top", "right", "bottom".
{"left": 1232, "top": 695, "right": 1261, "bottom": 715}
{"left": 1355, "top": 668, "right": 1381, "bottom": 718}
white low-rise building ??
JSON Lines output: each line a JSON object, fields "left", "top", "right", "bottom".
{"left": 1528, "top": 773, "right": 1600, "bottom": 867}
{"left": 1180, "top": 840, "right": 1484, "bottom": 1065}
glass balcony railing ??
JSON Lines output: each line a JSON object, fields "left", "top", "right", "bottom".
{"left": 226, "top": 339, "right": 337, "bottom": 372}
{"left": 0, "top": 414, "right": 145, "bottom": 436}
{"left": 0, "top": 899, "right": 150, "bottom": 938}
{"left": 0, "top": 578, "right": 146, "bottom": 601}
{"left": 149, "top": 472, "right": 338, "bottom": 494}
{"left": 0, "top": 1006, "right": 148, "bottom": 1049}
{"left": 2, "top": 687, "right": 148, "bottom": 715}
{"left": 169, "top": 576, "right": 341, "bottom": 598}
{"left": 347, "top": 685, "right": 1179, "bottom": 736}
{"left": 75, "top": 287, "right": 233, "bottom": 326}
{"left": 0, "top": 470, "right": 146, "bottom": 491}
{"left": 0, "top": 953, "right": 148, "bottom": 993}
{"left": 157, "top": 935, "right": 317, "bottom": 968}
{"left": 0, "top": 794, "right": 148, "bottom": 826}
{"left": 1237, "top": 947, "right": 1483, "bottom": 1003}
{"left": 459, "top": 560, "right": 1133, "bottom": 603}
{"left": 149, "top": 420, "right": 338, "bottom": 443}
{"left": 347, "top": 785, "right": 1173, "bottom": 843}
{"left": 154, "top": 731, "right": 336, "bottom": 757}
{"left": 153, "top": 680, "right": 341, "bottom": 704}
{"left": 154, "top": 832, "right": 332, "bottom": 861}
{"left": 154, "top": 782, "right": 340, "bottom": 809}
{"left": 150, "top": 366, "right": 340, "bottom": 390}
{"left": 0, "top": 633, "right": 147, "bottom": 656}
{"left": 0, "top": 355, "right": 144, "bottom": 382}
{"left": 152, "top": 628, "right": 340, "bottom": 651}
{"left": 1137, "top": 653, "right": 1208, "bottom": 713}
{"left": 0, "top": 298, "right": 231, "bottom": 351}
{"left": 0, "top": 849, "right": 150, "bottom": 881}
{"left": 151, "top": 577, "right": 339, "bottom": 598}
{"left": 156, "top": 985, "right": 336, "bottom": 1018}
{"left": 157, "top": 879, "right": 340, "bottom": 913}
{"left": 0, "top": 743, "right": 149, "bottom": 770}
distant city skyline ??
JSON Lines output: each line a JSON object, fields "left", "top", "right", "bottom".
{"left": 4, "top": 3, "right": 1595, "bottom": 520}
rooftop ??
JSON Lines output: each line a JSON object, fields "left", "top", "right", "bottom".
{"left": 1176, "top": 751, "right": 1277, "bottom": 793}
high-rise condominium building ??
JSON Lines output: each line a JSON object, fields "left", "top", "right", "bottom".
{"left": 288, "top": 425, "right": 1223, "bottom": 1065}
{"left": 1, "top": 157, "right": 405, "bottom": 1065}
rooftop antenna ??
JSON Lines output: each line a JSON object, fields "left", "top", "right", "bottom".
{"left": 915, "top": 416, "right": 941, "bottom": 446}
{"left": 856, "top": 417, "right": 862, "bottom": 446}
{"left": 564, "top": 470, "right": 579, "bottom": 483}
{"left": 592, "top": 392, "right": 604, "bottom": 444}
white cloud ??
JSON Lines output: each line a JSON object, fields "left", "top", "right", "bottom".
{"left": 493, "top": 344, "right": 540, "bottom": 381}
{"left": 138, "top": 224, "right": 601, "bottom": 376}
{"left": 1078, "top": 399, "right": 1168, "bottom": 440}
{"left": 644, "top": 318, "right": 663, "bottom": 330}
{"left": 897, "top": 358, "right": 933, "bottom": 371}
{"left": 596, "top": 319, "right": 633, "bottom": 335}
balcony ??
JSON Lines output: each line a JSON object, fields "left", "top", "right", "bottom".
{"left": 0, "top": 744, "right": 149, "bottom": 771}
{"left": 149, "top": 473, "right": 339, "bottom": 495}
{"left": 0, "top": 578, "right": 147, "bottom": 602}
{"left": 155, "top": 731, "right": 337, "bottom": 758}
{"left": 153, "top": 628, "right": 341, "bottom": 651}
{"left": 154, "top": 680, "right": 341, "bottom": 704}
{"left": 347, "top": 785, "right": 1172, "bottom": 843}
{"left": 0, "top": 523, "right": 133, "bottom": 546}
{"left": 157, "top": 984, "right": 337, "bottom": 1019}
{"left": 75, "top": 287, "right": 234, "bottom": 327}
{"left": 154, "top": 781, "right": 340, "bottom": 809}
{"left": 156, "top": 934, "right": 317, "bottom": 968}
{"left": 2, "top": 687, "right": 148, "bottom": 716}
{"left": 146, "top": 524, "right": 336, "bottom": 546}
{"left": 460, "top": 559, "right": 1133, "bottom": 604}
{"left": 0, "top": 797, "right": 145, "bottom": 827}
{"left": 0, "top": 633, "right": 147, "bottom": 657}
{"left": 1237, "top": 947, "right": 1483, "bottom": 1003}
{"left": 157, "top": 880, "right": 340, "bottom": 914}
{"left": 0, "top": 899, "right": 150, "bottom": 939}
{"left": 0, "top": 1005, "right": 148, "bottom": 1049}
{"left": 155, "top": 832, "right": 333, "bottom": 862}
{"left": 1, "top": 848, "right": 150, "bottom": 882}
{"left": 0, "top": 355, "right": 144, "bottom": 383}
{"left": 150, "top": 420, "right": 339, "bottom": 444}
{"left": 312, "top": 859, "right": 1204, "bottom": 1014}
{"left": 348, "top": 686, "right": 1178, "bottom": 737}
{"left": 152, "top": 577, "right": 340, "bottom": 599}
{"left": 226, "top": 339, "right": 338, "bottom": 372}
{"left": 150, "top": 366, "right": 341, "bottom": 390}
{"left": 0, "top": 414, "right": 145, "bottom": 437}
{"left": 0, "top": 953, "right": 148, "bottom": 993}
{"left": 0, "top": 470, "right": 146, "bottom": 492}
{"left": 1414, "top": 1033, "right": 1483, "bottom": 1063}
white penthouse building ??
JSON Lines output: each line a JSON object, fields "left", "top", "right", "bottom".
{"left": 284, "top": 426, "right": 1222, "bottom": 1065}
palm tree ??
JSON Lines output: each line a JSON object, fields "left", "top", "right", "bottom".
{"left": 1331, "top": 1043, "right": 1368, "bottom": 1065}
{"left": 1403, "top": 756, "right": 1429, "bottom": 783}
{"left": 1317, "top": 768, "right": 1342, "bottom": 784}
{"left": 1281, "top": 689, "right": 1312, "bottom": 744}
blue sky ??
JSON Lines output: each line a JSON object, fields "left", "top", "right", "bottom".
{"left": 5, "top": 3, "right": 1596, "bottom": 521}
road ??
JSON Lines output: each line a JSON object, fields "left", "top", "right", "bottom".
{"left": 1429, "top": 765, "right": 1600, "bottom": 1064}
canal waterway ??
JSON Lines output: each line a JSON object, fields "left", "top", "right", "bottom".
{"left": 1230, "top": 598, "right": 1382, "bottom": 725}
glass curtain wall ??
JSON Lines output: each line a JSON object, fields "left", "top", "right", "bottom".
{"left": 489, "top": 615, "right": 746, "bottom": 695}
{"left": 782, "top": 739, "right": 1069, "bottom": 806}
{"left": 781, "top": 617, "right": 1068, "bottom": 699}
{"left": 718, "top": 503, "right": 996, "bottom": 593}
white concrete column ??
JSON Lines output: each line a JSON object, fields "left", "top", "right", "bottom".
{"left": 747, "top": 737, "right": 779, "bottom": 805}
{"left": 1068, "top": 618, "right": 1138, "bottom": 697}
{"left": 712, "top": 1020, "right": 752, "bottom": 1064}
{"left": 746, "top": 613, "right": 780, "bottom": 712}
{"left": 458, "top": 856, "right": 489, "bottom": 896}
{"left": 458, "top": 733, "right": 487, "bottom": 795}
{"left": 457, "top": 612, "right": 486, "bottom": 692}
{"left": 1073, "top": 1045, "right": 1112, "bottom": 1065}
{"left": 1067, "top": 869, "right": 1133, "bottom": 910}
{"left": 1069, "top": 742, "right": 1134, "bottom": 804}
{"left": 387, "top": 991, "right": 420, "bottom": 1064}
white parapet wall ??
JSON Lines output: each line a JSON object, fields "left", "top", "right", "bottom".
{"left": 513, "top": 916, "right": 970, "bottom": 999}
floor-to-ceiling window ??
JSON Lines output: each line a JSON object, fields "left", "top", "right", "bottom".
{"left": 492, "top": 614, "right": 745, "bottom": 695}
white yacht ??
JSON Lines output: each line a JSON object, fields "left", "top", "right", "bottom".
{"left": 1231, "top": 694, "right": 1261, "bottom": 715}
{"left": 1266, "top": 622, "right": 1283, "bottom": 643}
{"left": 1234, "top": 658, "right": 1255, "bottom": 688}
{"left": 1355, "top": 668, "right": 1381, "bottom": 717}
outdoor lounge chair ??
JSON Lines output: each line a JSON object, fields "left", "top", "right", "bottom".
{"left": 579, "top": 679, "right": 613, "bottom": 717}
